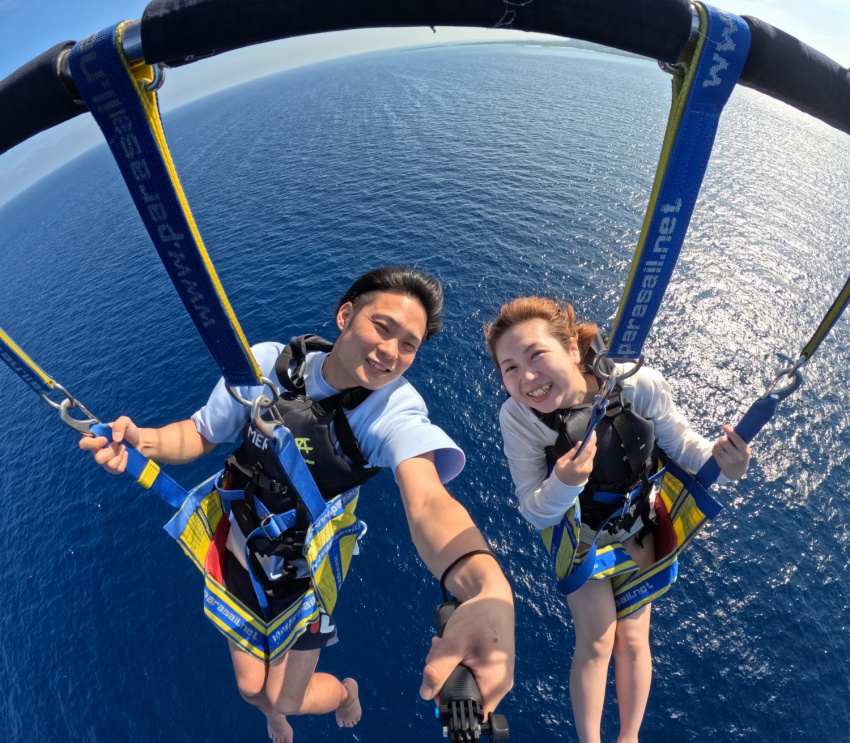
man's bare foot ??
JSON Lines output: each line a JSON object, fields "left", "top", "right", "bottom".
{"left": 267, "top": 710, "right": 294, "bottom": 743}
{"left": 335, "top": 678, "right": 362, "bottom": 728}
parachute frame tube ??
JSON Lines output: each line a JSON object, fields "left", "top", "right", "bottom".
{"left": 2, "top": 0, "right": 850, "bottom": 155}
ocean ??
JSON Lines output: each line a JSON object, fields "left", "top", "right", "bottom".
{"left": 1, "top": 42, "right": 849, "bottom": 741}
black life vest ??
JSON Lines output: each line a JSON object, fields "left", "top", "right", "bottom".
{"left": 225, "top": 334, "right": 380, "bottom": 593}
{"left": 536, "top": 331, "right": 659, "bottom": 535}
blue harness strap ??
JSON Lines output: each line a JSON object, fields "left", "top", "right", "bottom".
{"left": 239, "top": 424, "right": 360, "bottom": 619}
{"left": 90, "top": 423, "right": 189, "bottom": 509}
{"left": 68, "top": 23, "right": 262, "bottom": 388}
{"left": 542, "top": 4, "right": 752, "bottom": 609}
{"left": 607, "top": 4, "right": 751, "bottom": 361}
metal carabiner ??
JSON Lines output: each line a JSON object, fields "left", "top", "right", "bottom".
{"left": 570, "top": 353, "right": 643, "bottom": 461}
{"left": 251, "top": 394, "right": 279, "bottom": 439}
{"left": 591, "top": 351, "right": 644, "bottom": 383}
{"left": 59, "top": 396, "right": 101, "bottom": 434}
{"left": 762, "top": 365, "right": 804, "bottom": 401}
{"left": 227, "top": 376, "right": 282, "bottom": 438}
{"left": 39, "top": 383, "right": 101, "bottom": 433}
{"left": 572, "top": 375, "right": 617, "bottom": 461}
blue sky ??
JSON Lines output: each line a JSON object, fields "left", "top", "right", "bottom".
{"left": 0, "top": 0, "right": 847, "bottom": 205}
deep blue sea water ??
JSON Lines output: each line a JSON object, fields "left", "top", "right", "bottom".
{"left": 1, "top": 43, "right": 850, "bottom": 741}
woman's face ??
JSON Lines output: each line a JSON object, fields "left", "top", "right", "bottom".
{"left": 494, "top": 319, "right": 590, "bottom": 413}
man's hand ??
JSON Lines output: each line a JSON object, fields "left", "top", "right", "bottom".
{"left": 419, "top": 574, "right": 515, "bottom": 718}
{"left": 78, "top": 415, "right": 141, "bottom": 474}
{"left": 396, "top": 455, "right": 515, "bottom": 717}
{"left": 78, "top": 417, "right": 214, "bottom": 470}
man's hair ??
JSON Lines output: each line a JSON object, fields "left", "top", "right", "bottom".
{"left": 336, "top": 266, "right": 444, "bottom": 340}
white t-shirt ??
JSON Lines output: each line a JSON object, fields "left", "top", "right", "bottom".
{"left": 499, "top": 365, "right": 723, "bottom": 531}
{"left": 192, "top": 341, "right": 465, "bottom": 576}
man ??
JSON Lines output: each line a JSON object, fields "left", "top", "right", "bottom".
{"left": 80, "top": 266, "right": 514, "bottom": 743}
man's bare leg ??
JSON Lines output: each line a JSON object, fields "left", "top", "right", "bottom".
{"left": 265, "top": 647, "right": 361, "bottom": 725}
{"left": 227, "top": 641, "right": 294, "bottom": 743}
{"left": 228, "top": 640, "right": 361, "bottom": 736}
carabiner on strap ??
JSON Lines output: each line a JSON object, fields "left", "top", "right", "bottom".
{"left": 226, "top": 376, "right": 282, "bottom": 438}
{"left": 762, "top": 364, "right": 804, "bottom": 401}
{"left": 572, "top": 376, "right": 615, "bottom": 461}
{"left": 592, "top": 351, "right": 644, "bottom": 382}
{"left": 56, "top": 390, "right": 101, "bottom": 434}
{"left": 572, "top": 353, "right": 644, "bottom": 461}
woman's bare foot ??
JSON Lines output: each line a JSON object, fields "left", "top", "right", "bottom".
{"left": 335, "top": 678, "right": 362, "bottom": 728}
{"left": 267, "top": 710, "right": 294, "bottom": 743}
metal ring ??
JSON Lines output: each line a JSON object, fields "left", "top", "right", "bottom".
{"left": 657, "top": 60, "right": 686, "bottom": 76}
{"left": 226, "top": 377, "right": 281, "bottom": 408}
{"left": 40, "top": 382, "right": 73, "bottom": 411}
{"left": 591, "top": 351, "right": 644, "bottom": 382}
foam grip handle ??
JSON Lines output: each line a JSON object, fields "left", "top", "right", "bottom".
{"left": 695, "top": 395, "right": 779, "bottom": 487}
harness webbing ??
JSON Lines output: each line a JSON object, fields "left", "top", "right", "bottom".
{"left": 68, "top": 23, "right": 262, "bottom": 388}
{"left": 694, "top": 250, "right": 850, "bottom": 486}
{"left": 607, "top": 3, "right": 751, "bottom": 361}
{"left": 90, "top": 423, "right": 188, "bottom": 509}
{"left": 0, "top": 327, "right": 56, "bottom": 396}
{"left": 800, "top": 273, "right": 850, "bottom": 362}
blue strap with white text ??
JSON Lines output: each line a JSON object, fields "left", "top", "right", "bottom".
{"left": 607, "top": 4, "right": 751, "bottom": 360}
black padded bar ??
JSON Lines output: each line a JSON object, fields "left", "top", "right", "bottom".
{"left": 139, "top": 0, "right": 694, "bottom": 67}
{"left": 741, "top": 16, "right": 850, "bottom": 136}
{"left": 0, "top": 41, "right": 86, "bottom": 155}
{"left": 1, "top": 0, "right": 848, "bottom": 156}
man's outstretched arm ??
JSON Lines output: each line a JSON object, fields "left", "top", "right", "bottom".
{"left": 396, "top": 452, "right": 515, "bottom": 718}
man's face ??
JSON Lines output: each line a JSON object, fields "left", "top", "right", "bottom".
{"left": 323, "top": 291, "right": 428, "bottom": 391}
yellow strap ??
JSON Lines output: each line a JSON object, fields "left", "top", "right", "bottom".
{"left": 114, "top": 22, "right": 263, "bottom": 385}
{"left": 610, "top": 4, "right": 710, "bottom": 335}
{"left": 0, "top": 327, "right": 56, "bottom": 391}
{"left": 136, "top": 459, "right": 161, "bottom": 489}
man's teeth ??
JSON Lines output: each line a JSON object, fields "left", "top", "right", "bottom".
{"left": 368, "top": 359, "right": 389, "bottom": 372}
{"left": 528, "top": 383, "right": 551, "bottom": 399}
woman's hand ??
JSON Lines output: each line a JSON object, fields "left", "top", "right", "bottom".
{"left": 713, "top": 424, "right": 751, "bottom": 481}
{"left": 552, "top": 431, "right": 597, "bottom": 486}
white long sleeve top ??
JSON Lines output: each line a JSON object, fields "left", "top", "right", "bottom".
{"left": 499, "top": 365, "right": 724, "bottom": 530}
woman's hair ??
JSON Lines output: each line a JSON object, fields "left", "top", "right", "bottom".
{"left": 483, "top": 296, "right": 598, "bottom": 368}
{"left": 336, "top": 266, "right": 444, "bottom": 340}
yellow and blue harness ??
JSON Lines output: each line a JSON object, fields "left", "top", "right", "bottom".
{"left": 541, "top": 453, "right": 722, "bottom": 618}
{"left": 164, "top": 454, "right": 365, "bottom": 663}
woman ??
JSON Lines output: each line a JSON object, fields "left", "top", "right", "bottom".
{"left": 484, "top": 296, "right": 750, "bottom": 743}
